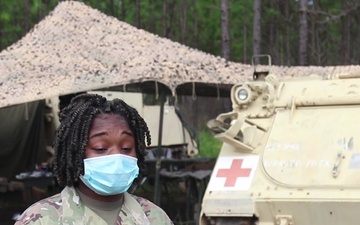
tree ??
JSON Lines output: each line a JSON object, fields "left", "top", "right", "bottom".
{"left": 192, "top": 0, "right": 199, "bottom": 47}
{"left": 136, "top": 0, "right": 141, "bottom": 28}
{"left": 298, "top": 0, "right": 308, "bottom": 65}
{"left": 120, "top": 0, "right": 126, "bottom": 21}
{"left": 220, "top": 0, "right": 230, "bottom": 60}
{"left": 284, "top": 0, "right": 291, "bottom": 66}
{"left": 253, "top": 0, "right": 262, "bottom": 57}
{"left": 179, "top": 0, "right": 187, "bottom": 43}
{"left": 162, "top": 0, "right": 167, "bottom": 36}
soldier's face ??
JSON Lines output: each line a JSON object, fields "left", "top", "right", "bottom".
{"left": 85, "top": 114, "right": 137, "bottom": 159}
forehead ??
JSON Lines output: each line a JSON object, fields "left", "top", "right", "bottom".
{"left": 90, "top": 114, "right": 130, "bottom": 131}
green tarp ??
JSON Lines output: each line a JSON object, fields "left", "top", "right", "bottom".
{"left": 0, "top": 100, "right": 47, "bottom": 179}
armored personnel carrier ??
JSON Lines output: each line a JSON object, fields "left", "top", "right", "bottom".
{"left": 200, "top": 65, "right": 360, "bottom": 224}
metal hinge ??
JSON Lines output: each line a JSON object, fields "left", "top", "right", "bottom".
{"left": 275, "top": 215, "right": 294, "bottom": 225}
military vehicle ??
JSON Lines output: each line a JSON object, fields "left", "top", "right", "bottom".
{"left": 200, "top": 58, "right": 360, "bottom": 224}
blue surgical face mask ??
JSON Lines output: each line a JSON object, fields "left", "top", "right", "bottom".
{"left": 80, "top": 154, "right": 139, "bottom": 196}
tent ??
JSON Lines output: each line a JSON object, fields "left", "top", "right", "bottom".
{"left": 2, "top": 1, "right": 360, "bottom": 109}
{"left": 0, "top": 101, "right": 47, "bottom": 178}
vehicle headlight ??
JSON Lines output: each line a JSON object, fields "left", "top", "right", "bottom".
{"left": 234, "top": 85, "right": 252, "bottom": 105}
{"left": 238, "top": 89, "right": 249, "bottom": 100}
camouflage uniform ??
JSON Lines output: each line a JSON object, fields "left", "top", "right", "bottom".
{"left": 15, "top": 186, "right": 174, "bottom": 224}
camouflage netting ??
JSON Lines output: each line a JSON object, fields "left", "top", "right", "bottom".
{"left": 1, "top": 1, "right": 360, "bottom": 108}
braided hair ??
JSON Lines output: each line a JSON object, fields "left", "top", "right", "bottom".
{"left": 53, "top": 93, "right": 151, "bottom": 187}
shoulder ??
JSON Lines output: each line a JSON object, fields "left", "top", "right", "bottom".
{"left": 15, "top": 193, "right": 62, "bottom": 224}
{"left": 130, "top": 194, "right": 174, "bottom": 224}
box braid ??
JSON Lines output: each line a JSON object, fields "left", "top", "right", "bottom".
{"left": 53, "top": 93, "right": 151, "bottom": 187}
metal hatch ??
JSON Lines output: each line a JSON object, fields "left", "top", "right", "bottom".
{"left": 262, "top": 106, "right": 360, "bottom": 188}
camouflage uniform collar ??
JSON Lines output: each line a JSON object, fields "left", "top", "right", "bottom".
{"left": 122, "top": 192, "right": 151, "bottom": 225}
{"left": 60, "top": 186, "right": 151, "bottom": 224}
{"left": 61, "top": 186, "right": 92, "bottom": 223}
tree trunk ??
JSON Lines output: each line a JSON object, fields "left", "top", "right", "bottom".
{"left": 0, "top": 1, "right": 2, "bottom": 50}
{"left": 38, "top": 1, "right": 43, "bottom": 20}
{"left": 267, "top": 0, "right": 275, "bottom": 64}
{"left": 298, "top": 0, "right": 308, "bottom": 66}
{"left": 136, "top": 0, "right": 141, "bottom": 28}
{"left": 355, "top": 8, "right": 360, "bottom": 64}
{"left": 193, "top": 0, "right": 199, "bottom": 47}
{"left": 285, "top": 0, "right": 290, "bottom": 66}
{"left": 166, "top": 1, "right": 177, "bottom": 39}
{"left": 24, "top": 0, "right": 30, "bottom": 32}
{"left": 341, "top": 0, "right": 350, "bottom": 65}
{"left": 109, "top": 0, "right": 115, "bottom": 16}
{"left": 309, "top": 1, "right": 316, "bottom": 64}
{"left": 179, "top": 0, "right": 187, "bottom": 43}
{"left": 253, "top": 0, "right": 262, "bottom": 58}
{"left": 148, "top": 0, "right": 155, "bottom": 33}
{"left": 243, "top": 25, "right": 247, "bottom": 64}
{"left": 162, "top": 0, "right": 167, "bottom": 37}
{"left": 120, "top": 0, "right": 126, "bottom": 21}
{"left": 220, "top": 0, "right": 231, "bottom": 60}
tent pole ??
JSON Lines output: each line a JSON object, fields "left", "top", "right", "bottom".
{"left": 154, "top": 92, "right": 165, "bottom": 206}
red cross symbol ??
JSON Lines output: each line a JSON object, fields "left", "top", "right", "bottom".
{"left": 216, "top": 159, "right": 252, "bottom": 187}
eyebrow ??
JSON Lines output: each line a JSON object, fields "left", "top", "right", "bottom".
{"left": 89, "top": 132, "right": 107, "bottom": 139}
{"left": 89, "top": 130, "right": 133, "bottom": 139}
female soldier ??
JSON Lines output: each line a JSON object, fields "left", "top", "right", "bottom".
{"left": 16, "top": 94, "right": 173, "bottom": 225}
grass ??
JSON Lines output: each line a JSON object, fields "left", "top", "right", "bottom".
{"left": 197, "top": 128, "right": 222, "bottom": 158}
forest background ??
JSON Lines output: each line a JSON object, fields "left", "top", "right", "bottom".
{"left": 1, "top": 0, "right": 360, "bottom": 157}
